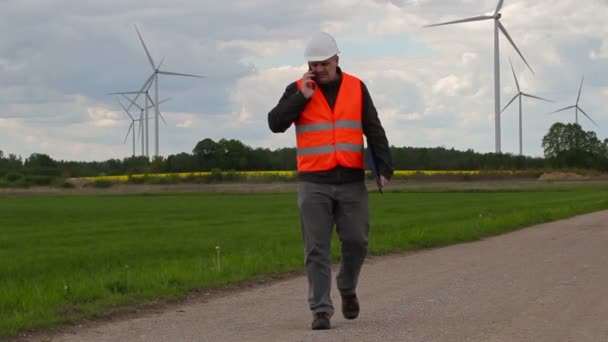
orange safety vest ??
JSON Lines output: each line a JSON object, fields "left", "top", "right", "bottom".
{"left": 295, "top": 72, "right": 364, "bottom": 172}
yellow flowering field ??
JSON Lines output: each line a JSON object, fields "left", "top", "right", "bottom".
{"left": 84, "top": 170, "right": 540, "bottom": 184}
{"left": 84, "top": 170, "right": 299, "bottom": 184}
{"left": 393, "top": 170, "right": 537, "bottom": 176}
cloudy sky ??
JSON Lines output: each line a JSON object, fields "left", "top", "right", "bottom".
{"left": 1, "top": 0, "right": 607, "bottom": 162}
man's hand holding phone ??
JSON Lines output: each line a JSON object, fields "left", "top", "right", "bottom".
{"left": 301, "top": 71, "right": 317, "bottom": 99}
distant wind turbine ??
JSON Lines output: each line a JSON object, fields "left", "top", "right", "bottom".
{"left": 127, "top": 24, "right": 205, "bottom": 158}
{"left": 425, "top": 0, "right": 534, "bottom": 154}
{"left": 118, "top": 99, "right": 143, "bottom": 157}
{"left": 110, "top": 89, "right": 171, "bottom": 157}
{"left": 117, "top": 95, "right": 170, "bottom": 157}
{"left": 112, "top": 88, "right": 151, "bottom": 157}
{"left": 551, "top": 76, "right": 598, "bottom": 128}
{"left": 501, "top": 58, "right": 552, "bottom": 155}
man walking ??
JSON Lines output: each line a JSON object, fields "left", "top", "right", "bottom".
{"left": 267, "top": 32, "right": 393, "bottom": 330}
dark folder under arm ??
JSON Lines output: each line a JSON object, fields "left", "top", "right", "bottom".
{"left": 365, "top": 144, "right": 383, "bottom": 194}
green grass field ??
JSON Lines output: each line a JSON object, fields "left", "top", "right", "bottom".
{"left": 2, "top": 187, "right": 608, "bottom": 337}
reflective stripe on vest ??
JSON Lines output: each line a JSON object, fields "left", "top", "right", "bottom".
{"left": 296, "top": 143, "right": 363, "bottom": 157}
{"left": 295, "top": 120, "right": 362, "bottom": 134}
{"left": 294, "top": 72, "right": 364, "bottom": 172}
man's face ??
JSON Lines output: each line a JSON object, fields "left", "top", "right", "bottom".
{"left": 308, "top": 55, "right": 339, "bottom": 84}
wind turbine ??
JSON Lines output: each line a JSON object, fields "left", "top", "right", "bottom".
{"left": 501, "top": 58, "right": 552, "bottom": 155}
{"left": 118, "top": 99, "right": 142, "bottom": 157}
{"left": 128, "top": 24, "right": 205, "bottom": 158}
{"left": 111, "top": 87, "right": 152, "bottom": 157}
{"left": 425, "top": 0, "right": 534, "bottom": 153}
{"left": 112, "top": 86, "right": 171, "bottom": 157}
{"left": 551, "top": 76, "right": 598, "bottom": 128}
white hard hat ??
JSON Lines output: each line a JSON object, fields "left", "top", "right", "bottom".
{"left": 304, "top": 32, "right": 340, "bottom": 62}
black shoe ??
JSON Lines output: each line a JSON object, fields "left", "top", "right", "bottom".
{"left": 311, "top": 312, "right": 331, "bottom": 330}
{"left": 341, "top": 293, "right": 359, "bottom": 319}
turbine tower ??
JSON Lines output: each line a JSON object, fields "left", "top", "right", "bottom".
{"left": 128, "top": 24, "right": 205, "bottom": 158}
{"left": 551, "top": 76, "right": 598, "bottom": 128}
{"left": 425, "top": 0, "right": 534, "bottom": 153}
{"left": 501, "top": 58, "right": 552, "bottom": 155}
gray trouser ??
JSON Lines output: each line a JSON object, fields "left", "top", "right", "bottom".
{"left": 297, "top": 181, "right": 370, "bottom": 315}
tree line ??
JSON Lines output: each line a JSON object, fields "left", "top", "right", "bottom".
{"left": 1, "top": 123, "right": 606, "bottom": 184}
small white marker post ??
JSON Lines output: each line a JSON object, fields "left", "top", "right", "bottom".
{"left": 216, "top": 246, "right": 221, "bottom": 271}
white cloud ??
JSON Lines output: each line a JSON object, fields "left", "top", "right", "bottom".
{"left": 176, "top": 120, "right": 193, "bottom": 128}
{"left": 590, "top": 39, "right": 608, "bottom": 60}
{"left": 0, "top": 58, "right": 26, "bottom": 72}
{"left": 87, "top": 106, "right": 122, "bottom": 127}
{"left": 0, "top": 118, "right": 21, "bottom": 129}
{"left": 217, "top": 39, "right": 303, "bottom": 58}
{"left": 461, "top": 52, "right": 479, "bottom": 65}
{"left": 432, "top": 74, "right": 470, "bottom": 96}
{"left": 366, "top": 2, "right": 425, "bottom": 35}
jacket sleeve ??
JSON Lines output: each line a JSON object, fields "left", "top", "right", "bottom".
{"left": 361, "top": 81, "right": 394, "bottom": 179}
{"left": 268, "top": 82, "right": 310, "bottom": 133}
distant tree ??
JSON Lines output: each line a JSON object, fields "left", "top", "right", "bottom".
{"left": 150, "top": 156, "right": 166, "bottom": 173}
{"left": 272, "top": 147, "right": 296, "bottom": 170}
{"left": 193, "top": 138, "right": 219, "bottom": 170}
{"left": 542, "top": 122, "right": 607, "bottom": 169}
{"left": 219, "top": 138, "right": 251, "bottom": 170}
{"left": 102, "top": 158, "right": 124, "bottom": 175}
{"left": 123, "top": 156, "right": 151, "bottom": 174}
{"left": 193, "top": 138, "right": 218, "bottom": 157}
{"left": 192, "top": 138, "right": 254, "bottom": 171}
{"left": 24, "top": 153, "right": 59, "bottom": 176}
{"left": 166, "top": 153, "right": 195, "bottom": 172}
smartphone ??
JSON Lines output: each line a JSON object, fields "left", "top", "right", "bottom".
{"left": 307, "top": 64, "right": 318, "bottom": 89}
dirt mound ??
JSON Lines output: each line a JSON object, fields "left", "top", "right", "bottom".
{"left": 65, "top": 177, "right": 93, "bottom": 187}
{"left": 538, "top": 172, "right": 590, "bottom": 181}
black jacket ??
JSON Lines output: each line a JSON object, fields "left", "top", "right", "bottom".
{"left": 267, "top": 68, "right": 393, "bottom": 184}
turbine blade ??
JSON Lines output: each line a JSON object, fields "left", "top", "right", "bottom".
{"left": 521, "top": 93, "right": 553, "bottom": 102}
{"left": 424, "top": 15, "right": 494, "bottom": 28}
{"left": 122, "top": 94, "right": 144, "bottom": 111}
{"left": 578, "top": 106, "right": 599, "bottom": 127}
{"left": 501, "top": 94, "right": 519, "bottom": 113}
{"left": 109, "top": 91, "right": 142, "bottom": 95}
{"left": 159, "top": 111, "right": 167, "bottom": 126}
{"left": 508, "top": 57, "right": 520, "bottom": 92}
{"left": 576, "top": 76, "right": 584, "bottom": 104}
{"left": 134, "top": 24, "right": 156, "bottom": 70}
{"left": 127, "top": 73, "right": 155, "bottom": 111}
{"left": 118, "top": 99, "right": 135, "bottom": 120}
{"left": 124, "top": 122, "right": 134, "bottom": 144}
{"left": 146, "top": 96, "right": 171, "bottom": 110}
{"left": 494, "top": 0, "right": 504, "bottom": 15}
{"left": 498, "top": 21, "right": 534, "bottom": 75}
{"left": 551, "top": 105, "right": 576, "bottom": 114}
{"left": 144, "top": 73, "right": 156, "bottom": 92}
{"left": 158, "top": 70, "right": 206, "bottom": 78}
{"left": 157, "top": 57, "right": 165, "bottom": 70}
